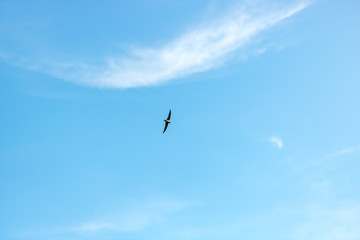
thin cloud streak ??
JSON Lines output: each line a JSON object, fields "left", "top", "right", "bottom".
{"left": 171, "top": 203, "right": 360, "bottom": 240}
{"left": 74, "top": 222, "right": 116, "bottom": 232}
{"left": 4, "top": 1, "right": 310, "bottom": 88}
{"left": 325, "top": 148, "right": 355, "bottom": 159}
{"left": 290, "top": 204, "right": 360, "bottom": 240}
{"left": 19, "top": 199, "right": 189, "bottom": 239}
{"left": 69, "top": 199, "right": 187, "bottom": 234}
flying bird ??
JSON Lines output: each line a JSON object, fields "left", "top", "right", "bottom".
{"left": 163, "top": 109, "right": 171, "bottom": 133}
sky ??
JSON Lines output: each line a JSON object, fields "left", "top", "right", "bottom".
{"left": 1, "top": 0, "right": 360, "bottom": 240}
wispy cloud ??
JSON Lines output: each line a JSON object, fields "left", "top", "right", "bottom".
{"left": 72, "top": 200, "right": 185, "bottom": 233}
{"left": 70, "top": 199, "right": 186, "bottom": 233}
{"left": 322, "top": 147, "right": 357, "bottom": 160}
{"left": 290, "top": 204, "right": 360, "bottom": 240}
{"left": 20, "top": 199, "right": 188, "bottom": 239}
{"left": 1, "top": 1, "right": 309, "bottom": 88}
{"left": 269, "top": 136, "right": 283, "bottom": 149}
{"left": 310, "top": 180, "right": 331, "bottom": 195}
{"left": 74, "top": 222, "right": 116, "bottom": 232}
{"left": 171, "top": 203, "right": 360, "bottom": 240}
{"left": 325, "top": 148, "right": 355, "bottom": 159}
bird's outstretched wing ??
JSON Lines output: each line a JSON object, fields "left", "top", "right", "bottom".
{"left": 163, "top": 122, "right": 169, "bottom": 133}
{"left": 167, "top": 110, "right": 171, "bottom": 120}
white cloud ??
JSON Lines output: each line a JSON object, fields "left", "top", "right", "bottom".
{"left": 19, "top": 199, "right": 189, "bottom": 239}
{"left": 327, "top": 148, "right": 355, "bottom": 158}
{"left": 170, "top": 203, "right": 360, "bottom": 240}
{"left": 1, "top": 1, "right": 309, "bottom": 88}
{"left": 74, "top": 222, "right": 116, "bottom": 232}
{"left": 269, "top": 136, "right": 283, "bottom": 149}
{"left": 70, "top": 199, "right": 187, "bottom": 233}
{"left": 290, "top": 204, "right": 360, "bottom": 240}
{"left": 310, "top": 180, "right": 331, "bottom": 195}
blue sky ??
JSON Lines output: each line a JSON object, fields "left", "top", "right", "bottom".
{"left": 1, "top": 0, "right": 360, "bottom": 240}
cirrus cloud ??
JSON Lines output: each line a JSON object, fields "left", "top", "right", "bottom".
{"left": 1, "top": 1, "right": 310, "bottom": 88}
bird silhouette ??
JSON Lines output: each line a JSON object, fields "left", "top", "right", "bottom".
{"left": 163, "top": 110, "right": 171, "bottom": 133}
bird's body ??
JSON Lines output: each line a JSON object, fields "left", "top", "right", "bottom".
{"left": 163, "top": 110, "right": 171, "bottom": 133}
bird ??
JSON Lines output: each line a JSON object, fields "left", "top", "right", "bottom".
{"left": 163, "top": 109, "right": 171, "bottom": 133}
